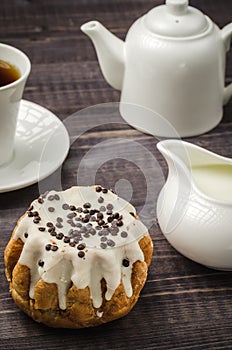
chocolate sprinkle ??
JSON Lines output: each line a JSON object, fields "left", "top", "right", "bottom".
{"left": 100, "top": 242, "right": 107, "bottom": 249}
{"left": 77, "top": 243, "right": 86, "bottom": 250}
{"left": 27, "top": 211, "right": 34, "bottom": 217}
{"left": 38, "top": 227, "right": 46, "bottom": 232}
{"left": 89, "top": 228, "right": 96, "bottom": 235}
{"left": 67, "top": 212, "right": 76, "bottom": 219}
{"left": 38, "top": 197, "right": 44, "bottom": 204}
{"left": 95, "top": 186, "right": 102, "bottom": 192}
{"left": 68, "top": 229, "right": 74, "bottom": 236}
{"left": 67, "top": 219, "right": 76, "bottom": 227}
{"left": 102, "top": 228, "right": 109, "bottom": 235}
{"left": 54, "top": 194, "right": 60, "bottom": 200}
{"left": 50, "top": 230, "right": 57, "bottom": 237}
{"left": 107, "top": 239, "right": 115, "bottom": 247}
{"left": 97, "top": 212, "right": 103, "bottom": 220}
{"left": 121, "top": 231, "right": 128, "bottom": 238}
{"left": 38, "top": 259, "right": 44, "bottom": 267}
{"left": 102, "top": 188, "right": 108, "bottom": 193}
{"left": 63, "top": 236, "right": 70, "bottom": 243}
{"left": 110, "top": 227, "right": 119, "bottom": 236}
{"left": 51, "top": 245, "right": 58, "bottom": 251}
{"left": 82, "top": 217, "right": 89, "bottom": 223}
{"left": 48, "top": 195, "right": 55, "bottom": 201}
{"left": 47, "top": 222, "right": 54, "bottom": 227}
{"left": 80, "top": 226, "right": 87, "bottom": 233}
{"left": 98, "top": 219, "right": 105, "bottom": 226}
{"left": 99, "top": 206, "right": 106, "bottom": 212}
{"left": 48, "top": 207, "right": 55, "bottom": 212}
{"left": 56, "top": 232, "right": 64, "bottom": 240}
{"left": 111, "top": 221, "right": 117, "bottom": 227}
{"left": 106, "top": 203, "right": 113, "bottom": 210}
{"left": 117, "top": 220, "right": 123, "bottom": 227}
{"left": 45, "top": 244, "right": 52, "bottom": 251}
{"left": 24, "top": 232, "right": 28, "bottom": 238}
{"left": 69, "top": 241, "right": 76, "bottom": 247}
{"left": 69, "top": 205, "right": 76, "bottom": 211}
{"left": 98, "top": 196, "right": 104, "bottom": 203}
{"left": 62, "top": 203, "right": 69, "bottom": 210}
{"left": 78, "top": 251, "right": 85, "bottom": 258}
{"left": 83, "top": 202, "right": 91, "bottom": 209}
{"left": 107, "top": 216, "right": 114, "bottom": 223}
{"left": 122, "top": 258, "right": 130, "bottom": 267}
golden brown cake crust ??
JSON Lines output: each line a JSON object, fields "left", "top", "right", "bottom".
{"left": 4, "top": 191, "right": 153, "bottom": 328}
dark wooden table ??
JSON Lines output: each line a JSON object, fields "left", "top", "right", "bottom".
{"left": 1, "top": 0, "right": 232, "bottom": 349}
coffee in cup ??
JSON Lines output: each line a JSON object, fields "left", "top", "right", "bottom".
{"left": 0, "top": 44, "right": 31, "bottom": 166}
{"left": 0, "top": 59, "right": 21, "bottom": 87}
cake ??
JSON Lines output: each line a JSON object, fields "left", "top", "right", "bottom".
{"left": 4, "top": 185, "right": 153, "bottom": 328}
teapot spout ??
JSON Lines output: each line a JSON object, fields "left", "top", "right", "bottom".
{"left": 81, "top": 21, "right": 125, "bottom": 90}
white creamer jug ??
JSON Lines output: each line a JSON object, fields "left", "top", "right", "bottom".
{"left": 157, "top": 140, "right": 232, "bottom": 270}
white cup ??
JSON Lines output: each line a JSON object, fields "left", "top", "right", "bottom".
{"left": 0, "top": 43, "right": 31, "bottom": 166}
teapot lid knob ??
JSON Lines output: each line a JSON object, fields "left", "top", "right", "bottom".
{"left": 166, "top": 0, "right": 188, "bottom": 15}
{"left": 144, "top": 0, "right": 209, "bottom": 37}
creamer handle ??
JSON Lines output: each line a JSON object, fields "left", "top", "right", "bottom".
{"left": 222, "top": 23, "right": 232, "bottom": 105}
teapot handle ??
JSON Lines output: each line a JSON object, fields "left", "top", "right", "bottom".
{"left": 222, "top": 23, "right": 232, "bottom": 105}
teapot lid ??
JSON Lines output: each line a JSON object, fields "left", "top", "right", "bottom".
{"left": 144, "top": 0, "right": 209, "bottom": 37}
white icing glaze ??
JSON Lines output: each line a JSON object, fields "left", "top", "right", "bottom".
{"left": 96, "top": 310, "right": 103, "bottom": 318}
{"left": 14, "top": 186, "right": 148, "bottom": 310}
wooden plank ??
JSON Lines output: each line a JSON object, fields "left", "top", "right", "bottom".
{"left": 0, "top": 0, "right": 232, "bottom": 348}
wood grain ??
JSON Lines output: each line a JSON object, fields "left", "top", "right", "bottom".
{"left": 0, "top": 0, "right": 232, "bottom": 348}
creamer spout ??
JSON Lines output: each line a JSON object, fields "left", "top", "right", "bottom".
{"left": 157, "top": 140, "right": 192, "bottom": 174}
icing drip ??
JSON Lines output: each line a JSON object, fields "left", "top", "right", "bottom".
{"left": 96, "top": 310, "right": 103, "bottom": 318}
{"left": 14, "top": 186, "right": 148, "bottom": 310}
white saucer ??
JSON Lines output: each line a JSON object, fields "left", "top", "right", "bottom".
{"left": 0, "top": 100, "right": 70, "bottom": 193}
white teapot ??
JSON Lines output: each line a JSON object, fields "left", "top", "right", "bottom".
{"left": 81, "top": 0, "right": 232, "bottom": 137}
